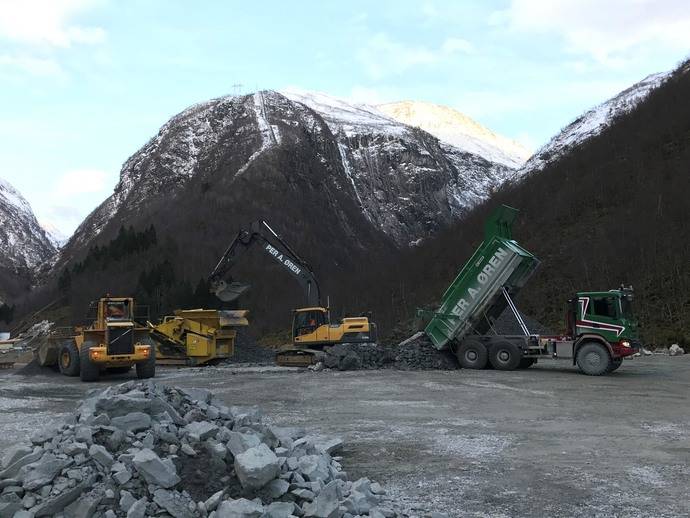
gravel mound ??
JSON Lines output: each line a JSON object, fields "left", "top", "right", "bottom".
{"left": 321, "top": 334, "right": 458, "bottom": 371}
{"left": 392, "top": 333, "right": 458, "bottom": 370}
{"left": 0, "top": 381, "right": 406, "bottom": 517}
{"left": 222, "top": 330, "right": 276, "bottom": 365}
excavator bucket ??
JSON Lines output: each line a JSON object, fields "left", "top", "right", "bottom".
{"left": 213, "top": 281, "right": 251, "bottom": 302}
{"left": 218, "top": 310, "right": 250, "bottom": 327}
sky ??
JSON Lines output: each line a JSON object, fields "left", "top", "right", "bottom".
{"left": 1, "top": 0, "right": 689, "bottom": 238}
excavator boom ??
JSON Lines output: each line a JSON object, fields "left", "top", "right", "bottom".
{"left": 209, "top": 220, "right": 321, "bottom": 307}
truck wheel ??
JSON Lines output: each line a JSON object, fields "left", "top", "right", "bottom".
{"left": 576, "top": 342, "right": 612, "bottom": 376}
{"left": 58, "top": 341, "right": 80, "bottom": 377}
{"left": 136, "top": 339, "right": 156, "bottom": 379}
{"left": 518, "top": 357, "right": 536, "bottom": 369}
{"left": 607, "top": 358, "right": 623, "bottom": 373}
{"left": 489, "top": 341, "right": 522, "bottom": 370}
{"left": 457, "top": 340, "right": 488, "bottom": 369}
{"left": 79, "top": 341, "right": 100, "bottom": 382}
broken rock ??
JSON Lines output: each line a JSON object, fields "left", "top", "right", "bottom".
{"left": 132, "top": 448, "right": 180, "bottom": 488}
{"left": 234, "top": 444, "right": 280, "bottom": 490}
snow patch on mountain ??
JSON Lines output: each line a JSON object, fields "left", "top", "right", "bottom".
{"left": 281, "top": 89, "right": 408, "bottom": 138}
{"left": 522, "top": 71, "right": 670, "bottom": 173}
{"left": 0, "top": 177, "right": 56, "bottom": 271}
{"left": 377, "top": 101, "right": 531, "bottom": 169}
{"left": 39, "top": 221, "right": 69, "bottom": 249}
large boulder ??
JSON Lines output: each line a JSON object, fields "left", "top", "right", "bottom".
{"left": 234, "top": 444, "right": 280, "bottom": 490}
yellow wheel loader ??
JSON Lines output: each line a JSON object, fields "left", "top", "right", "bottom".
{"left": 38, "top": 297, "right": 155, "bottom": 382}
{"left": 208, "top": 220, "right": 377, "bottom": 366}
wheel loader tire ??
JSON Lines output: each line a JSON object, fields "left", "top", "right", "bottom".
{"left": 489, "top": 341, "right": 522, "bottom": 370}
{"left": 576, "top": 342, "right": 612, "bottom": 376}
{"left": 79, "top": 341, "right": 100, "bottom": 382}
{"left": 518, "top": 357, "right": 536, "bottom": 369}
{"left": 457, "top": 340, "right": 488, "bottom": 369}
{"left": 58, "top": 341, "right": 80, "bottom": 377}
{"left": 136, "top": 339, "right": 156, "bottom": 379}
{"left": 607, "top": 358, "right": 623, "bottom": 373}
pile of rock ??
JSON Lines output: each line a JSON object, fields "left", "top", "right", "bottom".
{"left": 391, "top": 334, "right": 457, "bottom": 370}
{"left": 0, "top": 381, "right": 402, "bottom": 517}
{"left": 320, "top": 335, "right": 457, "bottom": 372}
{"left": 322, "top": 344, "right": 393, "bottom": 371}
{"left": 222, "top": 330, "right": 276, "bottom": 365}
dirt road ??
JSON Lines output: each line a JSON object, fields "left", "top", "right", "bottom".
{"left": 1, "top": 357, "right": 688, "bottom": 516}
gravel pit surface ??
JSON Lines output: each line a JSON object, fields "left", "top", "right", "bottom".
{"left": 1, "top": 357, "right": 689, "bottom": 516}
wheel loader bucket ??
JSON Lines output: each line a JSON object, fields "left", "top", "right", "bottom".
{"left": 213, "top": 280, "right": 251, "bottom": 302}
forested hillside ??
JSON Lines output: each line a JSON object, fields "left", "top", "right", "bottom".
{"left": 369, "top": 60, "right": 690, "bottom": 346}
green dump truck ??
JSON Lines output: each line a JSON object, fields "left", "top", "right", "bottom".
{"left": 420, "top": 205, "right": 640, "bottom": 375}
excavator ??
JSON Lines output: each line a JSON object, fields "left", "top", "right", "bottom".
{"left": 208, "top": 220, "right": 377, "bottom": 365}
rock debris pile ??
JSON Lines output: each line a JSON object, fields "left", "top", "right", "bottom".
{"left": 0, "top": 381, "right": 405, "bottom": 518}
{"left": 321, "top": 334, "right": 458, "bottom": 371}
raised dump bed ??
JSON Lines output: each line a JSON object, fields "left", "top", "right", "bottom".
{"left": 423, "top": 205, "right": 539, "bottom": 350}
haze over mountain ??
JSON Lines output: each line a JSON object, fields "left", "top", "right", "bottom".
{"left": 377, "top": 100, "right": 531, "bottom": 169}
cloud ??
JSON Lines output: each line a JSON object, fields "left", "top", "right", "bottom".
{"left": 0, "top": 0, "right": 105, "bottom": 47}
{"left": 357, "top": 33, "right": 474, "bottom": 79}
{"left": 53, "top": 169, "right": 111, "bottom": 197}
{"left": 492, "top": 0, "right": 690, "bottom": 64}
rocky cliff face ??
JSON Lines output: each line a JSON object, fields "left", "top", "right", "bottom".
{"left": 64, "top": 90, "right": 519, "bottom": 256}
{"left": 0, "top": 178, "right": 56, "bottom": 303}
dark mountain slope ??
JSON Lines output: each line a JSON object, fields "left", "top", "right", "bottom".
{"left": 370, "top": 60, "right": 690, "bottom": 345}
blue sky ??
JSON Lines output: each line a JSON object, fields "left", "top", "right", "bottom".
{"left": 1, "top": 0, "right": 689, "bottom": 237}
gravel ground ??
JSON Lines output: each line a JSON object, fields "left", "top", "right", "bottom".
{"left": 1, "top": 356, "right": 689, "bottom": 516}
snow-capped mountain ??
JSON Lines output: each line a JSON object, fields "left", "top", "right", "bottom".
{"left": 65, "top": 89, "right": 519, "bottom": 256}
{"left": 0, "top": 178, "right": 56, "bottom": 270}
{"left": 39, "top": 221, "right": 69, "bottom": 249}
{"left": 376, "top": 100, "right": 531, "bottom": 169}
{"left": 522, "top": 71, "right": 670, "bottom": 172}
{"left": 0, "top": 178, "right": 57, "bottom": 303}
{"left": 280, "top": 89, "right": 517, "bottom": 244}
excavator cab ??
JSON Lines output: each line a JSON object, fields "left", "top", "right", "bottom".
{"left": 293, "top": 308, "right": 329, "bottom": 338}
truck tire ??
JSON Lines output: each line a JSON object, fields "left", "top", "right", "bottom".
{"left": 518, "top": 357, "right": 536, "bottom": 369}
{"left": 576, "top": 342, "right": 612, "bottom": 376}
{"left": 457, "top": 340, "right": 488, "bottom": 369}
{"left": 607, "top": 358, "right": 623, "bottom": 373}
{"left": 58, "top": 341, "right": 80, "bottom": 377}
{"left": 136, "top": 339, "right": 156, "bottom": 379}
{"left": 489, "top": 341, "right": 522, "bottom": 370}
{"left": 79, "top": 341, "right": 101, "bottom": 382}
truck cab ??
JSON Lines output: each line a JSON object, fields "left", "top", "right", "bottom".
{"left": 569, "top": 286, "right": 640, "bottom": 358}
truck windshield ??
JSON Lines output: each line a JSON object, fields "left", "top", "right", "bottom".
{"left": 620, "top": 297, "right": 634, "bottom": 319}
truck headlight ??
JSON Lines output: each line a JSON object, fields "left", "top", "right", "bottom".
{"left": 620, "top": 340, "right": 631, "bottom": 348}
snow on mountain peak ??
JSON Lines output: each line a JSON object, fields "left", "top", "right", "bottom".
{"left": 0, "top": 177, "right": 32, "bottom": 215}
{"left": 280, "top": 88, "right": 408, "bottom": 138}
{"left": 0, "top": 177, "right": 56, "bottom": 273}
{"left": 376, "top": 100, "right": 532, "bottom": 169}
{"left": 522, "top": 70, "right": 670, "bottom": 173}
